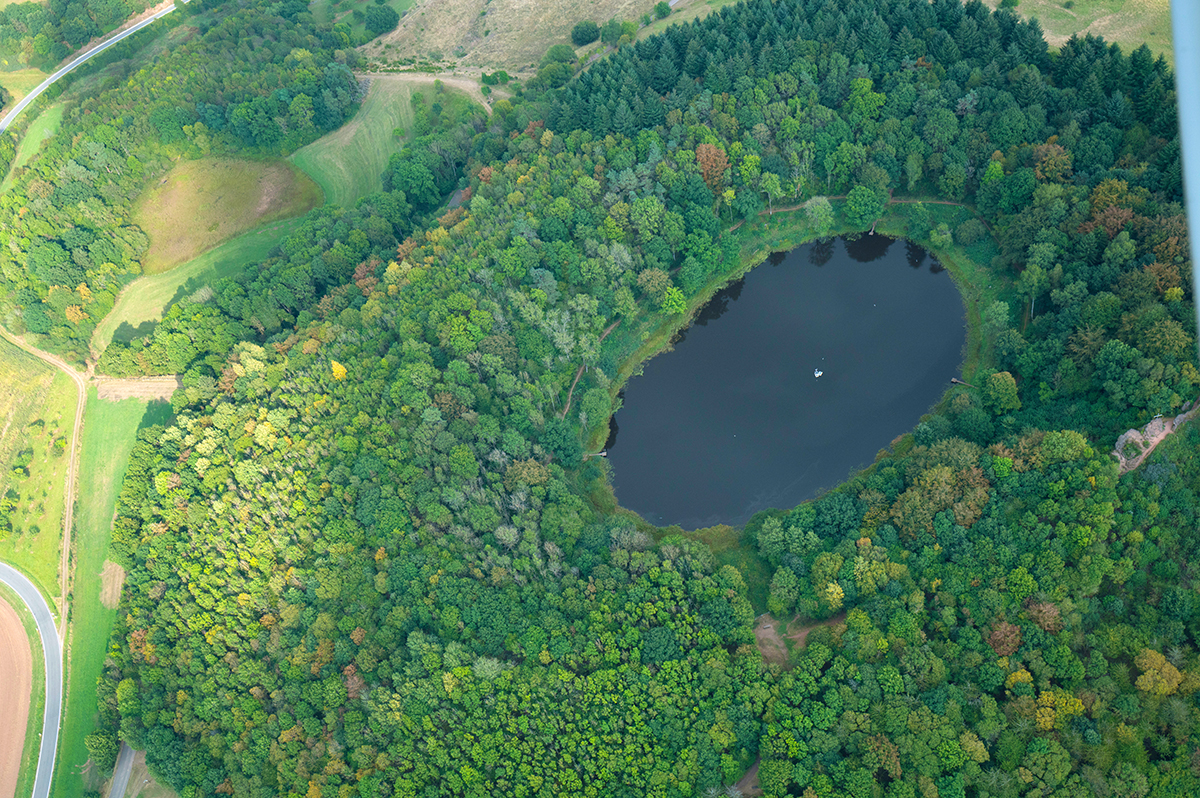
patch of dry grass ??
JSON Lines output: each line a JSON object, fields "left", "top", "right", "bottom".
{"left": 131, "top": 157, "right": 322, "bottom": 274}
{"left": 363, "top": 0, "right": 656, "bottom": 71}
{"left": 0, "top": 67, "right": 49, "bottom": 104}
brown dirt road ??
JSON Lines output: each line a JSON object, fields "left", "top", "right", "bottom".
{"left": 95, "top": 376, "right": 181, "bottom": 402}
{"left": 0, "top": 594, "right": 33, "bottom": 798}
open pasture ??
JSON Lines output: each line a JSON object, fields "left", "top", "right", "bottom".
{"left": 131, "top": 157, "right": 321, "bottom": 274}
{"left": 363, "top": 0, "right": 651, "bottom": 71}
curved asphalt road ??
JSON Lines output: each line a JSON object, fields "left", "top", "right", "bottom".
{"left": 0, "top": 563, "right": 61, "bottom": 798}
{"left": 0, "top": 2, "right": 179, "bottom": 133}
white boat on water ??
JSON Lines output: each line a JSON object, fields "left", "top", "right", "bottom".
{"left": 814, "top": 369, "right": 823, "bottom": 378}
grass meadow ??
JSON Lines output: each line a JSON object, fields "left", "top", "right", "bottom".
{"left": 312, "top": 0, "right": 416, "bottom": 42}
{"left": 92, "top": 215, "right": 310, "bottom": 355}
{"left": 131, "top": 157, "right": 321, "bottom": 274}
{"left": 0, "top": 340, "right": 78, "bottom": 608}
{"left": 985, "top": 0, "right": 1173, "bottom": 62}
{"left": 0, "top": 67, "right": 49, "bottom": 104}
{"left": 637, "top": 0, "right": 742, "bottom": 41}
{"left": 0, "top": 580, "right": 45, "bottom": 798}
{"left": 52, "top": 392, "right": 154, "bottom": 798}
{"left": 290, "top": 77, "right": 424, "bottom": 208}
{"left": 0, "top": 102, "right": 64, "bottom": 193}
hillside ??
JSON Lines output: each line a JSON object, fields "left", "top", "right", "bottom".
{"left": 362, "top": 0, "right": 654, "bottom": 71}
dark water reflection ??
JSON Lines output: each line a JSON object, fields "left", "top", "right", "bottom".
{"left": 607, "top": 235, "right": 965, "bottom": 529}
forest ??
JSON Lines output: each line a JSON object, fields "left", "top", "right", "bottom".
{"left": 7, "top": 0, "right": 1198, "bottom": 795}
{"left": 0, "top": 0, "right": 153, "bottom": 69}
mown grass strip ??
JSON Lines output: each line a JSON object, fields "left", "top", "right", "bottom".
{"left": 52, "top": 392, "right": 151, "bottom": 798}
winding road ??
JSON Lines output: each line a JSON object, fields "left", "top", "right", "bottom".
{"left": 0, "top": 563, "right": 61, "bottom": 798}
{"left": 0, "top": 2, "right": 180, "bottom": 133}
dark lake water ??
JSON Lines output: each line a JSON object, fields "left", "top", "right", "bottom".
{"left": 606, "top": 235, "right": 965, "bottom": 529}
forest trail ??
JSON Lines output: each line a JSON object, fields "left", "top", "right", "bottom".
{"left": 733, "top": 758, "right": 763, "bottom": 797}
{"left": 1113, "top": 398, "right": 1200, "bottom": 474}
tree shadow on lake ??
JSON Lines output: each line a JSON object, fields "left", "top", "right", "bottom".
{"left": 906, "top": 240, "right": 928, "bottom": 270}
{"left": 844, "top": 233, "right": 894, "bottom": 263}
{"left": 808, "top": 238, "right": 834, "bottom": 267}
{"left": 695, "top": 278, "right": 744, "bottom": 327}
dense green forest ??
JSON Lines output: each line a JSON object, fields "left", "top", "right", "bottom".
{"left": 0, "top": 0, "right": 153, "bottom": 70}
{"left": 0, "top": 2, "right": 372, "bottom": 361}
{"left": 16, "top": 0, "right": 1198, "bottom": 795}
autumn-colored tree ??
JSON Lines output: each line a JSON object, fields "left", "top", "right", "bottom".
{"left": 696, "top": 143, "right": 730, "bottom": 193}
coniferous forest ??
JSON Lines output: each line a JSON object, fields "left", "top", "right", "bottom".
{"left": 5, "top": 0, "right": 1200, "bottom": 795}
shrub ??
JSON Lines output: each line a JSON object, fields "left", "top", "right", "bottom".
{"left": 955, "top": 218, "right": 987, "bottom": 246}
{"left": 541, "top": 43, "right": 577, "bottom": 67}
{"left": 364, "top": 4, "right": 399, "bottom": 34}
{"left": 571, "top": 20, "right": 599, "bottom": 45}
{"left": 655, "top": 1, "right": 671, "bottom": 18}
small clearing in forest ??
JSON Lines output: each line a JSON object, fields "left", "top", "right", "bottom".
{"left": 753, "top": 615, "right": 789, "bottom": 667}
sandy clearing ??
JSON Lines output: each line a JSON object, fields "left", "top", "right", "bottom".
{"left": 0, "top": 594, "right": 32, "bottom": 798}
{"left": 121, "top": 749, "right": 180, "bottom": 798}
{"left": 752, "top": 614, "right": 789, "bottom": 667}
{"left": 1113, "top": 397, "right": 1200, "bottom": 474}
{"left": 95, "top": 377, "right": 181, "bottom": 402}
{"left": 99, "top": 560, "right": 125, "bottom": 610}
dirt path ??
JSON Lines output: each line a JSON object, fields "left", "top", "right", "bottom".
{"left": 560, "top": 320, "right": 621, "bottom": 421}
{"left": 733, "top": 758, "right": 763, "bottom": 797}
{"left": 0, "top": 330, "right": 85, "bottom": 634}
{"left": 354, "top": 72, "right": 498, "bottom": 112}
{"left": 787, "top": 611, "right": 847, "bottom": 648}
{"left": 95, "top": 376, "right": 181, "bottom": 402}
{"left": 1113, "top": 398, "right": 1200, "bottom": 474}
{"left": 0, "top": 593, "right": 33, "bottom": 798}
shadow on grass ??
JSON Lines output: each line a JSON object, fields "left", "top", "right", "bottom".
{"left": 137, "top": 400, "right": 174, "bottom": 433}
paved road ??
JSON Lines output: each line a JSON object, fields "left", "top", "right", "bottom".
{"left": 0, "top": 563, "right": 61, "bottom": 798}
{"left": 0, "top": 3, "right": 179, "bottom": 133}
{"left": 108, "top": 743, "right": 134, "bottom": 798}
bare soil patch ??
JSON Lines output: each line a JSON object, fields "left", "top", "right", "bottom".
{"left": 99, "top": 560, "right": 125, "bottom": 609}
{"left": 753, "top": 614, "right": 790, "bottom": 667}
{"left": 1113, "top": 397, "right": 1200, "bottom": 474}
{"left": 95, "top": 376, "right": 181, "bottom": 402}
{"left": 124, "top": 749, "right": 180, "bottom": 798}
{"left": 0, "top": 594, "right": 32, "bottom": 798}
{"left": 733, "top": 758, "right": 763, "bottom": 797}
